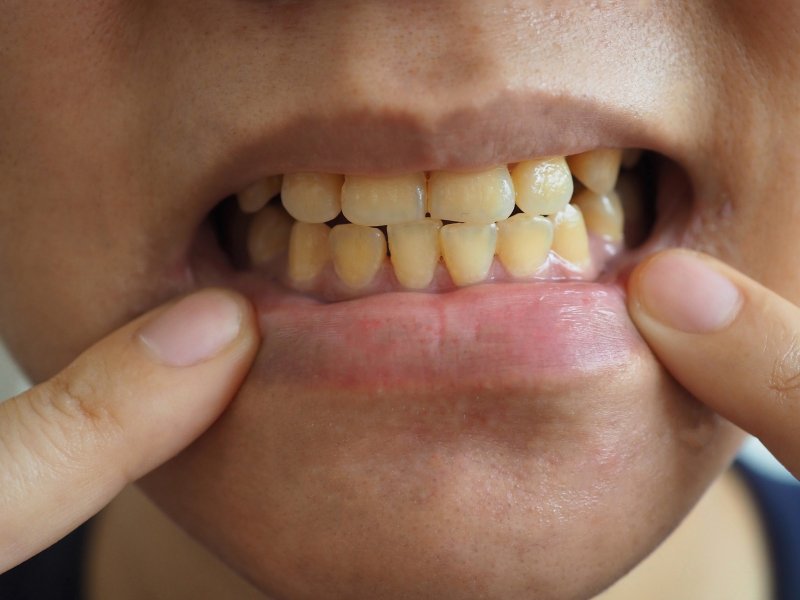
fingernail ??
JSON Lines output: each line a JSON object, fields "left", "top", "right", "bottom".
{"left": 137, "top": 290, "right": 243, "bottom": 367}
{"left": 635, "top": 252, "right": 742, "bottom": 333}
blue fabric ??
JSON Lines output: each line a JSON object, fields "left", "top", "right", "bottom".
{"left": 736, "top": 460, "right": 800, "bottom": 600}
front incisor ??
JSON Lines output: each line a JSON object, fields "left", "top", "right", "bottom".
{"left": 238, "top": 175, "right": 283, "bottom": 214}
{"left": 288, "top": 222, "right": 331, "bottom": 285}
{"left": 281, "top": 172, "right": 343, "bottom": 223}
{"left": 247, "top": 204, "right": 294, "bottom": 266}
{"left": 440, "top": 223, "right": 497, "bottom": 286}
{"left": 388, "top": 218, "right": 442, "bottom": 289}
{"left": 496, "top": 214, "right": 554, "bottom": 278}
{"left": 548, "top": 204, "right": 590, "bottom": 269}
{"left": 341, "top": 173, "right": 426, "bottom": 226}
{"left": 428, "top": 167, "right": 515, "bottom": 224}
{"left": 567, "top": 149, "right": 622, "bottom": 195}
{"left": 572, "top": 189, "right": 625, "bottom": 243}
{"left": 329, "top": 224, "right": 387, "bottom": 289}
{"left": 511, "top": 157, "right": 573, "bottom": 216}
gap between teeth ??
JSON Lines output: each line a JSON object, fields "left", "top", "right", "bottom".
{"left": 237, "top": 149, "right": 640, "bottom": 294}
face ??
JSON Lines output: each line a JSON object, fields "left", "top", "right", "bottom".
{"left": 2, "top": 1, "right": 798, "bottom": 598}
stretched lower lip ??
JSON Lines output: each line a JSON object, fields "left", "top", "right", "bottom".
{"left": 249, "top": 279, "right": 647, "bottom": 393}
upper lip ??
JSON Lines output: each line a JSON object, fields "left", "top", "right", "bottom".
{"left": 201, "top": 88, "right": 679, "bottom": 202}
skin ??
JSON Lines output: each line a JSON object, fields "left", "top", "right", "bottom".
{"left": 1, "top": 1, "right": 799, "bottom": 599}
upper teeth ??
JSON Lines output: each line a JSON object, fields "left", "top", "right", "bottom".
{"left": 237, "top": 149, "right": 636, "bottom": 293}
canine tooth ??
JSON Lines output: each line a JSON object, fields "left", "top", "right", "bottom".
{"left": 247, "top": 204, "right": 294, "bottom": 266}
{"left": 387, "top": 218, "right": 442, "bottom": 289}
{"left": 329, "top": 224, "right": 386, "bottom": 289}
{"left": 238, "top": 175, "right": 282, "bottom": 214}
{"left": 548, "top": 204, "right": 590, "bottom": 268}
{"left": 496, "top": 214, "right": 553, "bottom": 278}
{"left": 511, "top": 157, "right": 573, "bottom": 216}
{"left": 572, "top": 189, "right": 624, "bottom": 243}
{"left": 428, "top": 167, "right": 515, "bottom": 224}
{"left": 621, "top": 149, "right": 643, "bottom": 169}
{"left": 341, "top": 173, "right": 426, "bottom": 226}
{"left": 567, "top": 149, "right": 622, "bottom": 195}
{"left": 440, "top": 223, "right": 497, "bottom": 286}
{"left": 288, "top": 222, "right": 330, "bottom": 284}
{"left": 281, "top": 173, "right": 342, "bottom": 223}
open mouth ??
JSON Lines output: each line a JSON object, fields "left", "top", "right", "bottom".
{"left": 201, "top": 148, "right": 683, "bottom": 299}
{"left": 189, "top": 145, "right": 690, "bottom": 385}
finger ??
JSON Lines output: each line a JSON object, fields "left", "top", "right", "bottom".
{"left": 0, "top": 288, "right": 259, "bottom": 571}
{"left": 627, "top": 248, "right": 800, "bottom": 477}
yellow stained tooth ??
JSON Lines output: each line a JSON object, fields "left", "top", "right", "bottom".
{"left": 496, "top": 214, "right": 553, "bottom": 278}
{"left": 440, "top": 223, "right": 497, "bottom": 286}
{"left": 428, "top": 167, "right": 515, "bottom": 224}
{"left": 388, "top": 218, "right": 442, "bottom": 289}
{"left": 281, "top": 173, "right": 342, "bottom": 223}
{"left": 567, "top": 149, "right": 622, "bottom": 195}
{"left": 572, "top": 189, "right": 625, "bottom": 243}
{"left": 341, "top": 173, "right": 426, "bottom": 226}
{"left": 621, "top": 149, "right": 643, "bottom": 169}
{"left": 329, "top": 224, "right": 386, "bottom": 289}
{"left": 511, "top": 157, "right": 573, "bottom": 216}
{"left": 247, "top": 204, "right": 294, "bottom": 266}
{"left": 237, "top": 175, "right": 282, "bottom": 214}
{"left": 548, "top": 204, "right": 590, "bottom": 269}
{"left": 288, "top": 222, "right": 331, "bottom": 285}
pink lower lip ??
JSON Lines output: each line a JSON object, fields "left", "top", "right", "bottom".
{"left": 251, "top": 280, "right": 648, "bottom": 392}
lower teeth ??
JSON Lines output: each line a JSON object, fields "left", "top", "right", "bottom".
{"left": 223, "top": 149, "right": 653, "bottom": 297}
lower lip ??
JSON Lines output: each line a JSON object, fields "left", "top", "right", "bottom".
{"left": 249, "top": 280, "right": 647, "bottom": 392}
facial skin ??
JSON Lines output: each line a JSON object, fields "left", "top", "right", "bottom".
{"left": 1, "top": 1, "right": 799, "bottom": 598}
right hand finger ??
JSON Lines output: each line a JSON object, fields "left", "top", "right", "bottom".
{"left": 0, "top": 288, "right": 259, "bottom": 572}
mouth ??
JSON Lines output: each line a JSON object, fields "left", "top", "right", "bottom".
{"left": 189, "top": 138, "right": 692, "bottom": 387}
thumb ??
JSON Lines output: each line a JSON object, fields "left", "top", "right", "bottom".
{"left": 627, "top": 249, "right": 800, "bottom": 477}
{"left": 0, "top": 288, "right": 259, "bottom": 572}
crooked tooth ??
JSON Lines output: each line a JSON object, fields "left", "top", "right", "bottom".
{"left": 440, "top": 223, "right": 497, "bottom": 286}
{"left": 496, "top": 214, "right": 553, "bottom": 278}
{"left": 247, "top": 204, "right": 294, "bottom": 266}
{"left": 567, "top": 149, "right": 622, "bottom": 195}
{"left": 572, "top": 189, "right": 625, "bottom": 243}
{"left": 288, "top": 222, "right": 330, "bottom": 285}
{"left": 548, "top": 204, "right": 590, "bottom": 269}
{"left": 341, "top": 173, "right": 426, "bottom": 226}
{"left": 238, "top": 175, "right": 283, "bottom": 214}
{"left": 387, "top": 218, "right": 442, "bottom": 290}
{"left": 428, "top": 167, "right": 515, "bottom": 224}
{"left": 511, "top": 157, "right": 573, "bottom": 216}
{"left": 281, "top": 173, "right": 342, "bottom": 223}
{"left": 329, "top": 224, "right": 386, "bottom": 289}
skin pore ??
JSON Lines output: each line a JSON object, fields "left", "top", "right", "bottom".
{"left": 1, "top": 1, "right": 799, "bottom": 598}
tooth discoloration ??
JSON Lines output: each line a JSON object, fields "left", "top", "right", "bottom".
{"left": 288, "top": 222, "right": 331, "bottom": 285}
{"left": 428, "top": 167, "right": 515, "bottom": 224}
{"left": 281, "top": 172, "right": 343, "bottom": 223}
{"left": 549, "top": 204, "right": 590, "bottom": 269}
{"left": 496, "top": 214, "right": 553, "bottom": 278}
{"left": 511, "top": 157, "right": 573, "bottom": 216}
{"left": 388, "top": 218, "right": 442, "bottom": 289}
{"left": 440, "top": 223, "right": 497, "bottom": 286}
{"left": 238, "top": 175, "right": 282, "bottom": 214}
{"left": 567, "top": 149, "right": 622, "bottom": 195}
{"left": 247, "top": 204, "right": 294, "bottom": 266}
{"left": 572, "top": 189, "right": 624, "bottom": 243}
{"left": 342, "top": 173, "right": 426, "bottom": 226}
{"left": 330, "top": 224, "right": 387, "bottom": 289}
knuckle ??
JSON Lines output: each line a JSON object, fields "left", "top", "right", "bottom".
{"left": 768, "top": 335, "right": 800, "bottom": 405}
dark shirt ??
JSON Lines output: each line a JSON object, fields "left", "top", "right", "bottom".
{"left": 1, "top": 463, "right": 799, "bottom": 599}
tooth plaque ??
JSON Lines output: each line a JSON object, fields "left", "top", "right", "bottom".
{"left": 428, "top": 167, "right": 515, "bottom": 224}
{"left": 496, "top": 214, "right": 553, "bottom": 278}
{"left": 341, "top": 173, "right": 426, "bottom": 226}
{"left": 388, "top": 218, "right": 442, "bottom": 290}
{"left": 281, "top": 172, "right": 343, "bottom": 223}
{"left": 329, "top": 224, "right": 387, "bottom": 289}
{"left": 440, "top": 223, "right": 497, "bottom": 286}
{"left": 548, "top": 204, "right": 591, "bottom": 269}
{"left": 511, "top": 157, "right": 573, "bottom": 216}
